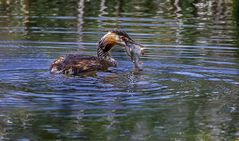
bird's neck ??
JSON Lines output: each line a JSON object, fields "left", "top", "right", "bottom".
{"left": 97, "top": 36, "right": 115, "bottom": 59}
{"left": 97, "top": 43, "right": 117, "bottom": 66}
{"left": 97, "top": 47, "right": 111, "bottom": 59}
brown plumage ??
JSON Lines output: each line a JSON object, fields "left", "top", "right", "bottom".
{"left": 50, "top": 30, "right": 139, "bottom": 75}
{"left": 50, "top": 54, "right": 116, "bottom": 75}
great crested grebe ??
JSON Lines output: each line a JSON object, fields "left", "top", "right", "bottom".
{"left": 50, "top": 30, "right": 143, "bottom": 75}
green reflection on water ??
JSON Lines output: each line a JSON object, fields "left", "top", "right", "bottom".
{"left": 0, "top": 0, "right": 239, "bottom": 141}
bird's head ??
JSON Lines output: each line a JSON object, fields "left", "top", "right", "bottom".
{"left": 98, "top": 30, "right": 144, "bottom": 70}
{"left": 99, "top": 30, "right": 137, "bottom": 51}
{"left": 99, "top": 30, "right": 143, "bottom": 51}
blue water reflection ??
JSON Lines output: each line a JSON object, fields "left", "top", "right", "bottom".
{"left": 0, "top": 0, "right": 239, "bottom": 140}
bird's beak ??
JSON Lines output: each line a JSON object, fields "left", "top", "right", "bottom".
{"left": 124, "top": 40, "right": 134, "bottom": 56}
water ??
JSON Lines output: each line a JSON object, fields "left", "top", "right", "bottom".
{"left": 0, "top": 0, "right": 239, "bottom": 140}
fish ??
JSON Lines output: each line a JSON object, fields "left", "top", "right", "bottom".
{"left": 125, "top": 42, "right": 144, "bottom": 71}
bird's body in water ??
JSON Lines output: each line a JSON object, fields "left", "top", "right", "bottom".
{"left": 50, "top": 30, "right": 144, "bottom": 75}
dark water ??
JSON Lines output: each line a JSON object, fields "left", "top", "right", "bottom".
{"left": 0, "top": 0, "right": 239, "bottom": 140}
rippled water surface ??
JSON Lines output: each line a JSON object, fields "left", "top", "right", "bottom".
{"left": 0, "top": 0, "right": 239, "bottom": 140}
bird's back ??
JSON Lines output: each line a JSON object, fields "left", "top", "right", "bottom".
{"left": 50, "top": 54, "right": 116, "bottom": 75}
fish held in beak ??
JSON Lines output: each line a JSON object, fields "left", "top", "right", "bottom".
{"left": 125, "top": 41, "right": 144, "bottom": 71}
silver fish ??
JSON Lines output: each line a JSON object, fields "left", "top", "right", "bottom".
{"left": 125, "top": 42, "right": 144, "bottom": 71}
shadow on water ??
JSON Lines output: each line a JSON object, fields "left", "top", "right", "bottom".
{"left": 0, "top": 0, "right": 239, "bottom": 140}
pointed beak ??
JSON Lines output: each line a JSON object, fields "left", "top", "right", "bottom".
{"left": 125, "top": 43, "right": 132, "bottom": 57}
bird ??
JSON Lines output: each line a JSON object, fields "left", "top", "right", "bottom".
{"left": 50, "top": 30, "right": 142, "bottom": 75}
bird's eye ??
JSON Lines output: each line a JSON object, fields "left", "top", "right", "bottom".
{"left": 120, "top": 36, "right": 127, "bottom": 41}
